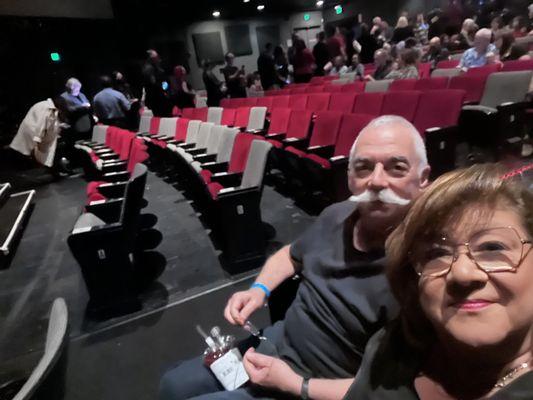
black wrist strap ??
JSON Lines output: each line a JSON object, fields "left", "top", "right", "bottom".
{"left": 301, "top": 378, "right": 310, "bottom": 400}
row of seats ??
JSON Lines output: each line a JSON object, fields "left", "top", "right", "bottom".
{"left": 69, "top": 126, "right": 155, "bottom": 314}
{"left": 137, "top": 118, "right": 273, "bottom": 267}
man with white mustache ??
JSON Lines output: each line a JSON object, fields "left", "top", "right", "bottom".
{"left": 160, "top": 116, "right": 431, "bottom": 400}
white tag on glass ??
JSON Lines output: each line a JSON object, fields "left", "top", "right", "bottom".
{"left": 209, "top": 348, "right": 249, "bottom": 390}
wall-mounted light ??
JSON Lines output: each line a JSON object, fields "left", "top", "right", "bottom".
{"left": 243, "top": 0, "right": 250, "bottom": 2}
{"left": 257, "top": 4, "right": 265, "bottom": 11}
{"left": 316, "top": 0, "right": 324, "bottom": 7}
{"left": 334, "top": 4, "right": 343, "bottom": 14}
{"left": 212, "top": 10, "right": 220, "bottom": 17}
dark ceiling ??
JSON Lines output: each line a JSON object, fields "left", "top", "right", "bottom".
{"left": 112, "top": 0, "right": 341, "bottom": 23}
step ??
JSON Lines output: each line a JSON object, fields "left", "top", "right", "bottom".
{"left": 0, "top": 190, "right": 35, "bottom": 268}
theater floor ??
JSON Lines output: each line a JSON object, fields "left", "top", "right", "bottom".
{"left": 0, "top": 158, "right": 314, "bottom": 399}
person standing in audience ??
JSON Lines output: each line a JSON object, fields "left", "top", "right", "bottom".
{"left": 496, "top": 30, "right": 516, "bottom": 62}
{"left": 159, "top": 115, "right": 431, "bottom": 400}
{"left": 358, "top": 23, "right": 380, "bottom": 64}
{"left": 326, "top": 25, "right": 346, "bottom": 61}
{"left": 458, "top": 28, "right": 497, "bottom": 70}
{"left": 453, "top": 18, "right": 478, "bottom": 51}
{"left": 345, "top": 163, "right": 533, "bottom": 399}
{"left": 220, "top": 53, "right": 246, "bottom": 99}
{"left": 414, "top": 13, "right": 429, "bottom": 44}
{"left": 93, "top": 75, "right": 132, "bottom": 128}
{"left": 112, "top": 71, "right": 135, "bottom": 100}
{"left": 292, "top": 38, "right": 315, "bottom": 83}
{"left": 313, "top": 32, "right": 330, "bottom": 76}
{"left": 257, "top": 43, "right": 278, "bottom": 90}
{"left": 392, "top": 16, "right": 415, "bottom": 44}
{"left": 142, "top": 49, "right": 172, "bottom": 117}
{"left": 169, "top": 65, "right": 195, "bottom": 109}
{"left": 202, "top": 60, "right": 225, "bottom": 107}
{"left": 385, "top": 48, "right": 419, "bottom": 80}
{"left": 273, "top": 46, "right": 289, "bottom": 84}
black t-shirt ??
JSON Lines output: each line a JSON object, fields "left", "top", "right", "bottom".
{"left": 278, "top": 201, "right": 399, "bottom": 379}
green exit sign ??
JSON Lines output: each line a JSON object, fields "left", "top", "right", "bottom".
{"left": 50, "top": 52, "right": 61, "bottom": 62}
{"left": 303, "top": 13, "right": 310, "bottom": 21}
{"left": 334, "top": 5, "right": 343, "bottom": 14}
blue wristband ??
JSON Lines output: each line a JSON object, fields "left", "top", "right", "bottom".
{"left": 250, "top": 282, "right": 271, "bottom": 298}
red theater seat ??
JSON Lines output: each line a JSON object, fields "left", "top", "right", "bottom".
{"left": 329, "top": 93, "right": 357, "bottom": 113}
{"left": 389, "top": 79, "right": 417, "bottom": 91}
{"left": 414, "top": 77, "right": 449, "bottom": 91}
{"left": 353, "top": 92, "right": 385, "bottom": 115}
{"left": 381, "top": 91, "right": 421, "bottom": 121}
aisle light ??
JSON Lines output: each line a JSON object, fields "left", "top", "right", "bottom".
{"left": 212, "top": 10, "right": 220, "bottom": 17}
{"left": 243, "top": 0, "right": 250, "bottom": 2}
{"left": 257, "top": 4, "right": 265, "bottom": 11}
{"left": 316, "top": 0, "right": 324, "bottom": 7}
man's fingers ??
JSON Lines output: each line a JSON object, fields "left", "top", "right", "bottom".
{"left": 244, "top": 348, "right": 272, "bottom": 368}
{"left": 223, "top": 302, "right": 236, "bottom": 325}
{"left": 238, "top": 299, "right": 259, "bottom": 324}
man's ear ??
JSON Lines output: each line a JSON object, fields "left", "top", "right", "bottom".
{"left": 420, "top": 165, "right": 431, "bottom": 189}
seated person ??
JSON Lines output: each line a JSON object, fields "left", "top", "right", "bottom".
{"left": 366, "top": 49, "right": 393, "bottom": 81}
{"left": 159, "top": 115, "right": 431, "bottom": 400}
{"left": 93, "top": 75, "right": 132, "bottom": 128}
{"left": 458, "top": 28, "right": 497, "bottom": 70}
{"left": 385, "top": 48, "right": 420, "bottom": 80}
{"left": 346, "top": 54, "right": 365, "bottom": 79}
{"left": 345, "top": 163, "right": 533, "bottom": 399}
{"left": 421, "top": 36, "right": 450, "bottom": 68}
{"left": 328, "top": 55, "right": 349, "bottom": 76}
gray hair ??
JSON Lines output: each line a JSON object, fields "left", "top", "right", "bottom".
{"left": 65, "top": 77, "right": 81, "bottom": 91}
{"left": 348, "top": 115, "right": 428, "bottom": 175}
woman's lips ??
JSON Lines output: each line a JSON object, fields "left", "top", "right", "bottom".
{"left": 453, "top": 300, "right": 495, "bottom": 310}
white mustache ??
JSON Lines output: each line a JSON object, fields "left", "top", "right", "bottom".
{"left": 349, "top": 189, "right": 411, "bottom": 206}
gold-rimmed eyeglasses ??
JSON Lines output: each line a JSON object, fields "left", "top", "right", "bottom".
{"left": 412, "top": 227, "right": 532, "bottom": 278}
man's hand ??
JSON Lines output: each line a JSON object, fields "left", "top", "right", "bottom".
{"left": 242, "top": 348, "right": 302, "bottom": 395}
{"left": 224, "top": 288, "right": 265, "bottom": 325}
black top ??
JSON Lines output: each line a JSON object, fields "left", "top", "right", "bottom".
{"left": 257, "top": 52, "right": 277, "bottom": 90}
{"left": 220, "top": 65, "right": 246, "bottom": 98}
{"left": 278, "top": 201, "right": 399, "bottom": 378}
{"left": 391, "top": 26, "right": 415, "bottom": 44}
{"left": 313, "top": 42, "right": 330, "bottom": 75}
{"left": 202, "top": 70, "right": 223, "bottom": 107}
{"left": 373, "top": 61, "right": 393, "bottom": 80}
{"left": 344, "top": 322, "right": 533, "bottom": 400}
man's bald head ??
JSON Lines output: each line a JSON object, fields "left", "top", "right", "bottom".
{"left": 474, "top": 28, "right": 492, "bottom": 52}
{"left": 429, "top": 36, "right": 441, "bottom": 47}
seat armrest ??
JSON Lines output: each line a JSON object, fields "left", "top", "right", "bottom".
{"left": 216, "top": 186, "right": 260, "bottom": 201}
{"left": 283, "top": 137, "right": 308, "bottom": 149}
{"left": 265, "top": 132, "right": 286, "bottom": 141}
{"left": 210, "top": 171, "right": 242, "bottom": 187}
{"left": 330, "top": 155, "right": 349, "bottom": 165}
{"left": 101, "top": 161, "right": 127, "bottom": 173}
{"left": 497, "top": 101, "right": 530, "bottom": 113}
{"left": 247, "top": 128, "right": 266, "bottom": 135}
{"left": 187, "top": 148, "right": 207, "bottom": 155}
{"left": 95, "top": 148, "right": 113, "bottom": 155}
{"left": 306, "top": 145, "right": 335, "bottom": 158}
{"left": 201, "top": 161, "right": 229, "bottom": 173}
{"left": 96, "top": 181, "right": 127, "bottom": 198}
{"left": 461, "top": 105, "right": 498, "bottom": 115}
{"left": 85, "top": 198, "right": 124, "bottom": 223}
{"left": 102, "top": 170, "right": 130, "bottom": 182}
{"left": 193, "top": 153, "right": 217, "bottom": 163}
{"left": 177, "top": 143, "right": 196, "bottom": 149}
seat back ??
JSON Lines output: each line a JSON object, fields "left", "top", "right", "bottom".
{"left": 228, "top": 133, "right": 258, "bottom": 173}
{"left": 329, "top": 93, "right": 357, "bottom": 113}
{"left": 216, "top": 128, "right": 239, "bottom": 163}
{"left": 272, "top": 95, "right": 290, "bottom": 108}
{"left": 207, "top": 107, "right": 223, "bottom": 124}
{"left": 205, "top": 125, "right": 225, "bottom": 154}
{"left": 431, "top": 68, "right": 462, "bottom": 78}
{"left": 306, "top": 93, "right": 331, "bottom": 113}
{"left": 501, "top": 59, "right": 533, "bottom": 72}
{"left": 353, "top": 92, "right": 385, "bottom": 115}
{"left": 414, "top": 77, "right": 449, "bottom": 91}
{"left": 306, "top": 86, "right": 325, "bottom": 93}
{"left": 290, "top": 86, "right": 308, "bottom": 94}
{"left": 181, "top": 108, "right": 195, "bottom": 119}
{"left": 120, "top": 163, "right": 148, "bottom": 234}
{"left": 127, "top": 138, "right": 149, "bottom": 173}
{"left": 309, "top": 111, "right": 343, "bottom": 147}
{"left": 323, "top": 84, "right": 344, "bottom": 93}
{"left": 234, "top": 107, "right": 251, "bottom": 128}
{"left": 175, "top": 118, "right": 190, "bottom": 141}
{"left": 341, "top": 81, "right": 366, "bottom": 93}
{"left": 288, "top": 94, "right": 308, "bottom": 110}
{"left": 364, "top": 79, "right": 392, "bottom": 92}
{"left": 220, "top": 98, "right": 231, "bottom": 108}
{"left": 334, "top": 113, "right": 375, "bottom": 157}
{"left": 91, "top": 125, "right": 109, "bottom": 144}
{"left": 265, "top": 89, "right": 284, "bottom": 96}
{"left": 138, "top": 115, "right": 151, "bottom": 133}
{"left": 158, "top": 117, "right": 178, "bottom": 136}
{"left": 247, "top": 107, "right": 267, "bottom": 131}
{"left": 193, "top": 107, "right": 208, "bottom": 122}
{"left": 240, "top": 140, "right": 273, "bottom": 189}
{"left": 413, "top": 89, "right": 466, "bottom": 133}
{"left": 448, "top": 75, "right": 487, "bottom": 104}
{"left": 12, "top": 298, "right": 68, "bottom": 400}
{"left": 436, "top": 59, "right": 460, "bottom": 69}
{"left": 418, "top": 62, "right": 432, "bottom": 78}
{"left": 465, "top": 63, "right": 502, "bottom": 77}
{"left": 119, "top": 130, "right": 135, "bottom": 160}
{"left": 268, "top": 108, "right": 292, "bottom": 135}
{"left": 221, "top": 108, "right": 236, "bottom": 126}
{"left": 480, "top": 71, "right": 533, "bottom": 108}
{"left": 389, "top": 79, "right": 418, "bottom": 91}
{"left": 149, "top": 117, "right": 161, "bottom": 135}
{"left": 185, "top": 120, "right": 202, "bottom": 144}
{"left": 382, "top": 91, "right": 421, "bottom": 121}
{"left": 286, "top": 110, "right": 313, "bottom": 139}
{"left": 256, "top": 96, "right": 274, "bottom": 111}
{"left": 196, "top": 122, "right": 214, "bottom": 148}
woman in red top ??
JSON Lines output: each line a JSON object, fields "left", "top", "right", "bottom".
{"left": 293, "top": 38, "right": 316, "bottom": 83}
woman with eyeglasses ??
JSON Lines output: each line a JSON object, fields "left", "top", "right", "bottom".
{"left": 344, "top": 163, "right": 533, "bottom": 399}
